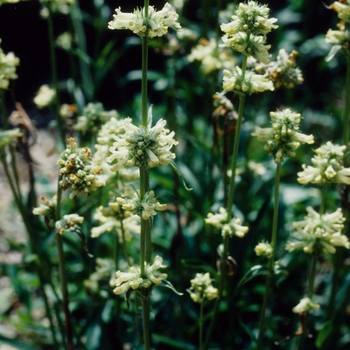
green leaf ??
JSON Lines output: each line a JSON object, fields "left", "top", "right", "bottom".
{"left": 316, "top": 321, "right": 333, "bottom": 348}
{"left": 161, "top": 280, "right": 183, "bottom": 296}
{"left": 152, "top": 334, "right": 196, "bottom": 349}
{"left": 237, "top": 264, "right": 268, "bottom": 288}
{"left": 0, "top": 334, "right": 36, "bottom": 350}
{"left": 170, "top": 160, "right": 193, "bottom": 191}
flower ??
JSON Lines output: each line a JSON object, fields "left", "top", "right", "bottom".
{"left": 57, "top": 138, "right": 105, "bottom": 198}
{"left": 56, "top": 32, "right": 75, "bottom": 50}
{"left": 107, "top": 111, "right": 178, "bottom": 172}
{"left": 108, "top": 2, "right": 181, "bottom": 38}
{"left": 33, "top": 85, "right": 56, "bottom": 108}
{"left": 0, "top": 41, "right": 19, "bottom": 90}
{"left": 255, "top": 241, "right": 273, "bottom": 258}
{"left": 73, "top": 102, "right": 118, "bottom": 134}
{"left": 285, "top": 207, "right": 349, "bottom": 255}
{"left": 220, "top": 1, "right": 277, "bottom": 62}
{"left": 112, "top": 255, "right": 168, "bottom": 295}
{"left": 205, "top": 207, "right": 249, "bottom": 238}
{"left": 187, "top": 272, "right": 218, "bottom": 303}
{"left": 293, "top": 297, "right": 320, "bottom": 314}
{"left": 223, "top": 66, "right": 274, "bottom": 94}
{"left": 188, "top": 38, "right": 235, "bottom": 74}
{"left": 0, "top": 128, "right": 22, "bottom": 147}
{"left": 116, "top": 189, "right": 167, "bottom": 221}
{"left": 330, "top": 1, "right": 350, "bottom": 24}
{"left": 0, "top": 0, "right": 20, "bottom": 5}
{"left": 266, "top": 49, "right": 304, "bottom": 89}
{"left": 252, "top": 108, "right": 314, "bottom": 163}
{"left": 91, "top": 202, "right": 140, "bottom": 239}
{"left": 297, "top": 141, "right": 350, "bottom": 185}
{"left": 55, "top": 213, "right": 84, "bottom": 235}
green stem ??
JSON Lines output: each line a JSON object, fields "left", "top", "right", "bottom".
{"left": 319, "top": 184, "right": 327, "bottom": 216}
{"left": 55, "top": 186, "right": 75, "bottom": 350}
{"left": 47, "top": 3, "right": 66, "bottom": 147}
{"left": 141, "top": 298, "right": 151, "bottom": 350}
{"left": 226, "top": 56, "right": 248, "bottom": 221}
{"left": 297, "top": 255, "right": 318, "bottom": 350}
{"left": 199, "top": 302, "right": 204, "bottom": 350}
{"left": 257, "top": 162, "right": 281, "bottom": 350}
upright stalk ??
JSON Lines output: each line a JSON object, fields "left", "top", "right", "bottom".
{"left": 199, "top": 302, "right": 204, "bottom": 350}
{"left": 257, "top": 162, "right": 281, "bottom": 350}
{"left": 342, "top": 56, "right": 350, "bottom": 156}
{"left": 140, "top": 1, "right": 151, "bottom": 348}
{"left": 55, "top": 186, "right": 74, "bottom": 350}
{"left": 204, "top": 56, "right": 248, "bottom": 349}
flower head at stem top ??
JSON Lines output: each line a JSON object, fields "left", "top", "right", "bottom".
{"left": 112, "top": 255, "right": 168, "bottom": 295}
{"left": 285, "top": 206, "right": 349, "bottom": 255}
{"left": 255, "top": 241, "right": 273, "bottom": 258}
{"left": 187, "top": 272, "right": 219, "bottom": 303}
{"left": 220, "top": 0, "right": 278, "bottom": 63}
{"left": 107, "top": 111, "right": 178, "bottom": 172}
{"left": 205, "top": 207, "right": 249, "bottom": 238}
{"left": 108, "top": 2, "right": 181, "bottom": 38}
{"left": 297, "top": 141, "right": 350, "bottom": 185}
{"left": 57, "top": 137, "right": 106, "bottom": 198}
{"left": 252, "top": 108, "right": 314, "bottom": 164}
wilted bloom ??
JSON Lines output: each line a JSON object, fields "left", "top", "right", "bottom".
{"left": 187, "top": 272, "right": 218, "bottom": 303}
{"left": 252, "top": 108, "right": 314, "bottom": 163}
{"left": 116, "top": 189, "right": 166, "bottom": 221}
{"left": 286, "top": 207, "right": 349, "bottom": 255}
{"left": 108, "top": 2, "right": 180, "bottom": 38}
{"left": 112, "top": 255, "right": 167, "bottom": 295}
{"left": 0, "top": 41, "right": 19, "bottom": 90}
{"left": 205, "top": 207, "right": 249, "bottom": 238}
{"left": 55, "top": 213, "right": 84, "bottom": 235}
{"left": 33, "top": 84, "right": 56, "bottom": 108}
{"left": 298, "top": 142, "right": 350, "bottom": 185}
{"left": 223, "top": 66, "right": 274, "bottom": 94}
{"left": 266, "top": 49, "right": 304, "bottom": 89}
{"left": 91, "top": 202, "right": 140, "bottom": 239}
{"left": 188, "top": 38, "right": 235, "bottom": 74}
{"left": 255, "top": 241, "right": 273, "bottom": 258}
{"left": 57, "top": 138, "right": 105, "bottom": 198}
{"left": 220, "top": 1, "right": 277, "bottom": 63}
{"left": 107, "top": 109, "right": 178, "bottom": 172}
{"left": 0, "top": 128, "right": 22, "bottom": 147}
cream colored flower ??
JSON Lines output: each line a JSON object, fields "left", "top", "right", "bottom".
{"left": 108, "top": 2, "right": 180, "bottom": 38}
{"left": 107, "top": 109, "right": 178, "bottom": 172}
{"left": 293, "top": 297, "right": 320, "bottom": 314}
{"left": 0, "top": 41, "right": 19, "bottom": 90}
{"left": 187, "top": 272, "right": 218, "bottom": 303}
{"left": 286, "top": 207, "right": 349, "bottom": 255}
{"left": 255, "top": 241, "right": 273, "bottom": 258}
{"left": 252, "top": 108, "right": 314, "bottom": 163}
{"left": 33, "top": 85, "right": 56, "bottom": 108}
{"left": 112, "top": 255, "right": 167, "bottom": 295}
{"left": 205, "top": 207, "right": 249, "bottom": 238}
{"left": 0, "top": 128, "right": 22, "bottom": 147}
{"left": 297, "top": 142, "right": 350, "bottom": 185}
{"left": 55, "top": 213, "right": 84, "bottom": 235}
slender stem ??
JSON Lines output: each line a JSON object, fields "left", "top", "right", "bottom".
{"left": 297, "top": 255, "right": 318, "bottom": 350}
{"left": 257, "top": 162, "right": 281, "bottom": 350}
{"left": 199, "top": 302, "right": 204, "bottom": 350}
{"left": 226, "top": 56, "right": 248, "bottom": 221}
{"left": 55, "top": 185, "right": 74, "bottom": 350}
{"left": 319, "top": 184, "right": 327, "bottom": 216}
{"left": 141, "top": 298, "right": 151, "bottom": 350}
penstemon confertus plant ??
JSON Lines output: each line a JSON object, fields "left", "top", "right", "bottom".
{"left": 107, "top": 2, "right": 182, "bottom": 348}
